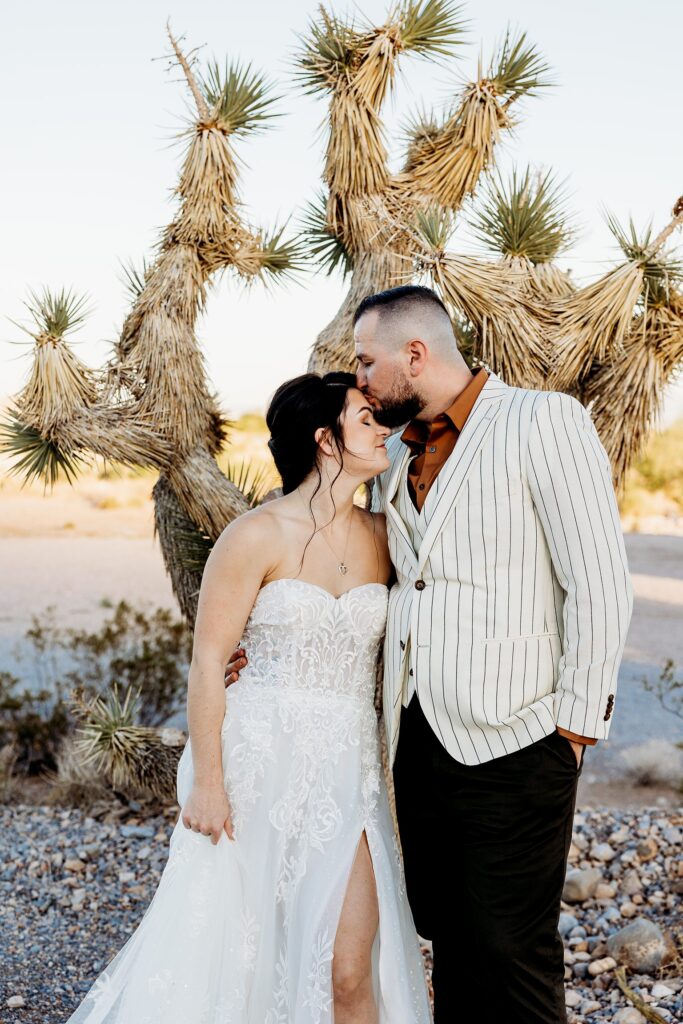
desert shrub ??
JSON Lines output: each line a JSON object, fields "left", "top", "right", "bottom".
{"left": 620, "top": 739, "right": 683, "bottom": 787}
{"left": 1, "top": 600, "right": 192, "bottom": 773}
{"left": 642, "top": 659, "right": 683, "bottom": 722}
{"left": 0, "top": 670, "right": 71, "bottom": 773}
{"left": 56, "top": 600, "right": 193, "bottom": 727}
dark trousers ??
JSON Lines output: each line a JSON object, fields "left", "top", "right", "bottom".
{"left": 393, "top": 695, "right": 583, "bottom": 1024}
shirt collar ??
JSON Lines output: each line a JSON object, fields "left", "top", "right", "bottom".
{"left": 400, "top": 367, "right": 489, "bottom": 449}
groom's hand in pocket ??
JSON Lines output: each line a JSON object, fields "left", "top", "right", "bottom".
{"left": 225, "top": 647, "right": 248, "bottom": 687}
{"left": 569, "top": 739, "right": 584, "bottom": 767}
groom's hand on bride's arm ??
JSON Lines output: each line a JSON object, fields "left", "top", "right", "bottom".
{"left": 225, "top": 647, "right": 248, "bottom": 687}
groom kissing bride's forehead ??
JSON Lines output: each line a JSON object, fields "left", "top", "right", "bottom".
{"left": 353, "top": 283, "right": 633, "bottom": 1023}
{"left": 71, "top": 277, "right": 633, "bottom": 1024}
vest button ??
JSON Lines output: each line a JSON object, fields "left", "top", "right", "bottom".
{"left": 414, "top": 579, "right": 426, "bottom": 591}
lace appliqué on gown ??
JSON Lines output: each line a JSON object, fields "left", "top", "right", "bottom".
{"left": 65, "top": 579, "right": 433, "bottom": 1024}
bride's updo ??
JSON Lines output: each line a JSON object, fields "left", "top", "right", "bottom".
{"left": 266, "top": 372, "right": 357, "bottom": 494}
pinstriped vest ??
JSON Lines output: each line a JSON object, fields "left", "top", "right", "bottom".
{"left": 391, "top": 470, "right": 427, "bottom": 707}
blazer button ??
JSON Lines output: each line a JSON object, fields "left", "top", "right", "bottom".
{"left": 400, "top": 640, "right": 405, "bottom": 650}
{"left": 415, "top": 579, "right": 426, "bottom": 591}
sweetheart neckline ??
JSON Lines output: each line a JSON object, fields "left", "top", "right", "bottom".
{"left": 256, "top": 578, "right": 389, "bottom": 603}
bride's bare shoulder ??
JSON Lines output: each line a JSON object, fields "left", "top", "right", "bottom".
{"left": 214, "top": 494, "right": 306, "bottom": 557}
{"left": 214, "top": 500, "right": 288, "bottom": 545}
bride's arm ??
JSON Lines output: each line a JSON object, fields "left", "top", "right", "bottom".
{"left": 182, "top": 510, "right": 275, "bottom": 844}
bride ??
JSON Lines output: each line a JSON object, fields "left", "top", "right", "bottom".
{"left": 66, "top": 371, "right": 433, "bottom": 1024}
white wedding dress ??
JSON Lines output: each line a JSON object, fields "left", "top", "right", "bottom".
{"left": 66, "top": 578, "right": 433, "bottom": 1023}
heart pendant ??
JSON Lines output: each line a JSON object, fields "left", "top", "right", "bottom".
{"left": 338, "top": 563, "right": 348, "bottom": 575}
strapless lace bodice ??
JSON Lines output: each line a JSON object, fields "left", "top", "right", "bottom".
{"left": 236, "top": 578, "right": 388, "bottom": 703}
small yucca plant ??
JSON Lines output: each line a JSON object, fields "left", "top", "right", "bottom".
{"left": 70, "top": 685, "right": 182, "bottom": 801}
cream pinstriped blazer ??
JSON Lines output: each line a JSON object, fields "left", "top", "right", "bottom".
{"left": 372, "top": 372, "right": 634, "bottom": 767}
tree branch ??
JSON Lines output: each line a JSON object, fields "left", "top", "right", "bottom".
{"left": 166, "top": 21, "right": 210, "bottom": 122}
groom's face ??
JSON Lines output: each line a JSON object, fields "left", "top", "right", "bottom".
{"left": 354, "top": 311, "right": 426, "bottom": 428}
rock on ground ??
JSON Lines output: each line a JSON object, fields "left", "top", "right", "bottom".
{"left": 0, "top": 804, "right": 681, "bottom": 1023}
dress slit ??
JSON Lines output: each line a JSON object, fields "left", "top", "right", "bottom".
{"left": 326, "top": 825, "right": 382, "bottom": 1017}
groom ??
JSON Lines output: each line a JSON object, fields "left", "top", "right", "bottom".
{"left": 354, "top": 285, "right": 633, "bottom": 1023}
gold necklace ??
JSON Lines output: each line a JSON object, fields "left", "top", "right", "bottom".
{"left": 297, "top": 489, "right": 353, "bottom": 575}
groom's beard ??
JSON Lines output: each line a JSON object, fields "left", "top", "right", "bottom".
{"left": 371, "top": 374, "right": 426, "bottom": 429}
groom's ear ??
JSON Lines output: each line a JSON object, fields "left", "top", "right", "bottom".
{"left": 406, "top": 338, "right": 428, "bottom": 376}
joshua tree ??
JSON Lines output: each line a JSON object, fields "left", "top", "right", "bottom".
{"left": 1, "top": 26, "right": 304, "bottom": 622}
{"left": 299, "top": 2, "right": 683, "bottom": 474}
{"left": 4, "top": 3, "right": 682, "bottom": 804}
{"left": 580, "top": 208, "right": 683, "bottom": 486}
{"left": 4, "top": 2, "right": 683, "bottom": 606}
{"left": 410, "top": 170, "right": 683, "bottom": 481}
{"left": 299, "top": 1, "right": 553, "bottom": 375}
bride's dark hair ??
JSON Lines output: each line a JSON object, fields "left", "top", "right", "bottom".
{"left": 266, "top": 372, "right": 358, "bottom": 495}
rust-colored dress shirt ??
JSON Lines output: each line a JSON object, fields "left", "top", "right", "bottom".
{"left": 400, "top": 368, "right": 596, "bottom": 748}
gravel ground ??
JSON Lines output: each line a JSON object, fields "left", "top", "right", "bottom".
{"left": 0, "top": 802, "right": 681, "bottom": 1023}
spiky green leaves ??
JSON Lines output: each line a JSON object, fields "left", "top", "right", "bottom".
{"left": 0, "top": 408, "right": 87, "bottom": 488}
{"left": 224, "top": 459, "right": 273, "bottom": 508}
{"left": 2, "top": 287, "right": 97, "bottom": 486}
{"left": 256, "top": 223, "right": 309, "bottom": 283}
{"left": 16, "top": 287, "right": 90, "bottom": 342}
{"left": 469, "top": 166, "right": 576, "bottom": 263}
{"left": 414, "top": 204, "right": 454, "bottom": 252}
{"left": 300, "top": 192, "right": 352, "bottom": 276}
{"left": 296, "top": 0, "right": 466, "bottom": 95}
{"left": 295, "top": 8, "right": 363, "bottom": 94}
{"left": 200, "top": 59, "right": 281, "bottom": 136}
{"left": 606, "top": 213, "right": 683, "bottom": 307}
{"left": 119, "top": 257, "right": 151, "bottom": 303}
{"left": 488, "top": 29, "right": 553, "bottom": 103}
{"left": 402, "top": 107, "right": 441, "bottom": 172}
{"left": 398, "top": 0, "right": 468, "bottom": 60}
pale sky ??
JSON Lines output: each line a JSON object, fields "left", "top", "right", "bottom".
{"left": 2, "top": 0, "right": 682, "bottom": 423}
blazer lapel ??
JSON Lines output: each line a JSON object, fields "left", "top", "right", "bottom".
{"left": 383, "top": 439, "right": 419, "bottom": 572}
{"left": 416, "top": 374, "right": 509, "bottom": 572}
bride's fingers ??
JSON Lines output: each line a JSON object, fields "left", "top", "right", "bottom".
{"left": 224, "top": 816, "right": 235, "bottom": 841}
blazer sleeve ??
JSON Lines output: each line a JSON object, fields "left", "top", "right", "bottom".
{"left": 526, "top": 391, "right": 634, "bottom": 739}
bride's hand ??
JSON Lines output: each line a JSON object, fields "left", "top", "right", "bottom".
{"left": 181, "top": 783, "right": 235, "bottom": 844}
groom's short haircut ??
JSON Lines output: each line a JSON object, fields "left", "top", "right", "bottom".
{"left": 353, "top": 284, "right": 458, "bottom": 360}
{"left": 353, "top": 284, "right": 449, "bottom": 327}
